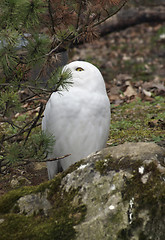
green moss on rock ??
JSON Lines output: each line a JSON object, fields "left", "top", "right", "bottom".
{"left": 0, "top": 214, "right": 75, "bottom": 240}
{"left": 95, "top": 154, "right": 141, "bottom": 175}
{"left": 0, "top": 186, "right": 37, "bottom": 214}
{"left": 0, "top": 165, "right": 87, "bottom": 240}
{"left": 95, "top": 159, "right": 107, "bottom": 175}
{"left": 118, "top": 161, "right": 165, "bottom": 239}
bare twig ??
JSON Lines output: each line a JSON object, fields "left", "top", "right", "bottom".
{"left": 21, "top": 93, "right": 39, "bottom": 103}
{"left": 45, "top": 31, "right": 73, "bottom": 57}
{"left": 27, "top": 85, "right": 52, "bottom": 93}
{"left": 24, "top": 103, "right": 44, "bottom": 144}
{"left": 3, "top": 122, "right": 41, "bottom": 141}
{"left": 76, "top": 0, "right": 83, "bottom": 30}
{"left": 2, "top": 154, "right": 71, "bottom": 173}
{"left": 93, "top": 0, "right": 127, "bottom": 28}
{"left": 48, "top": 0, "right": 56, "bottom": 34}
{"left": 0, "top": 117, "right": 22, "bottom": 129}
{"left": 29, "top": 154, "right": 71, "bottom": 163}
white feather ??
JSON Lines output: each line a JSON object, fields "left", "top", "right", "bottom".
{"left": 42, "top": 61, "right": 110, "bottom": 179}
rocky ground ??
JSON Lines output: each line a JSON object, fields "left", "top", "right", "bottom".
{"left": 0, "top": 14, "right": 165, "bottom": 195}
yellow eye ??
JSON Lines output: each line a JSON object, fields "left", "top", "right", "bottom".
{"left": 76, "top": 67, "right": 84, "bottom": 71}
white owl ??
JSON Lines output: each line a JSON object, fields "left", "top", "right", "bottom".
{"left": 42, "top": 61, "right": 110, "bottom": 179}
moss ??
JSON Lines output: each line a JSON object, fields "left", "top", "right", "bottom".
{"left": 0, "top": 186, "right": 37, "bottom": 214}
{"left": 95, "top": 154, "right": 141, "bottom": 175}
{"left": 95, "top": 153, "right": 165, "bottom": 239}
{"left": 117, "top": 228, "right": 132, "bottom": 240}
{"left": 0, "top": 162, "right": 87, "bottom": 240}
{"left": 95, "top": 160, "right": 107, "bottom": 175}
{"left": 0, "top": 214, "right": 75, "bottom": 240}
{"left": 118, "top": 161, "right": 165, "bottom": 239}
{"left": 122, "top": 162, "right": 165, "bottom": 205}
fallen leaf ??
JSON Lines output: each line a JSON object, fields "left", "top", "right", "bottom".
{"left": 124, "top": 81, "right": 137, "bottom": 97}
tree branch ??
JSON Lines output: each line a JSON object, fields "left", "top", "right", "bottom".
{"left": 48, "top": 0, "right": 55, "bottom": 34}
{"left": 29, "top": 154, "right": 71, "bottom": 163}
{"left": 24, "top": 103, "right": 44, "bottom": 144}
{"left": 100, "top": 6, "right": 165, "bottom": 37}
{"left": 93, "top": 0, "right": 127, "bottom": 28}
{"left": 76, "top": 0, "right": 83, "bottom": 30}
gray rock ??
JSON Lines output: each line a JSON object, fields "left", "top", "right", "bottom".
{"left": 0, "top": 219, "right": 4, "bottom": 224}
{"left": 0, "top": 142, "right": 165, "bottom": 240}
{"left": 16, "top": 190, "right": 52, "bottom": 216}
{"left": 61, "top": 142, "right": 165, "bottom": 240}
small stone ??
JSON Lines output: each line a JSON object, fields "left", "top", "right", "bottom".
{"left": 34, "top": 162, "right": 46, "bottom": 171}
{"left": 16, "top": 191, "right": 52, "bottom": 216}
{"left": 141, "top": 173, "right": 151, "bottom": 184}
{"left": 0, "top": 219, "right": 4, "bottom": 224}
{"left": 10, "top": 176, "right": 31, "bottom": 188}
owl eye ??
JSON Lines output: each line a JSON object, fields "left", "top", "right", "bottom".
{"left": 76, "top": 67, "right": 84, "bottom": 71}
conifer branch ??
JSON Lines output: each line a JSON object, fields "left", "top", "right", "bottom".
{"left": 3, "top": 121, "right": 41, "bottom": 142}
{"left": 0, "top": 0, "right": 128, "bottom": 174}
{"left": 93, "top": 0, "right": 127, "bottom": 28}
{"left": 76, "top": 0, "right": 83, "bottom": 30}
{"left": 29, "top": 154, "right": 71, "bottom": 163}
{"left": 48, "top": 0, "right": 56, "bottom": 34}
{"left": 0, "top": 117, "right": 22, "bottom": 129}
{"left": 24, "top": 103, "right": 44, "bottom": 144}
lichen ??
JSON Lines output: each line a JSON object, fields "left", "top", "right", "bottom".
{"left": 94, "top": 149, "right": 165, "bottom": 239}
{"left": 118, "top": 161, "right": 165, "bottom": 239}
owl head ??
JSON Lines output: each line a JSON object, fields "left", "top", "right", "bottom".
{"left": 62, "top": 61, "right": 106, "bottom": 93}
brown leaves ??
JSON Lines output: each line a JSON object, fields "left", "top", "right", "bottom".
{"left": 148, "top": 119, "right": 165, "bottom": 130}
{"left": 123, "top": 81, "right": 137, "bottom": 98}
{"left": 71, "top": 21, "right": 165, "bottom": 107}
{"left": 141, "top": 80, "right": 165, "bottom": 96}
{"left": 107, "top": 74, "right": 165, "bottom": 105}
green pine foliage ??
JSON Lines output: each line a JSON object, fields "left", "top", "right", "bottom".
{"left": 6, "top": 132, "right": 55, "bottom": 164}
{"left": 0, "top": 89, "right": 21, "bottom": 116}
{"left": 47, "top": 67, "right": 73, "bottom": 91}
{"left": 0, "top": 0, "right": 127, "bottom": 173}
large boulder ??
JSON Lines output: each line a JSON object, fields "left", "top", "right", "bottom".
{"left": 0, "top": 142, "right": 165, "bottom": 240}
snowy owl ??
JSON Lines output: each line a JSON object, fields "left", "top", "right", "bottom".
{"left": 42, "top": 61, "right": 110, "bottom": 179}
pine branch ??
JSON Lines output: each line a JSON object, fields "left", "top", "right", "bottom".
{"left": 28, "top": 154, "right": 71, "bottom": 163}
{"left": 45, "top": 31, "right": 73, "bottom": 57}
{"left": 3, "top": 121, "right": 41, "bottom": 142}
{"left": 48, "top": 0, "right": 56, "bottom": 34}
{"left": 0, "top": 0, "right": 129, "bottom": 174}
{"left": 76, "top": 0, "right": 83, "bottom": 30}
{"left": 0, "top": 117, "right": 22, "bottom": 129}
{"left": 93, "top": 0, "right": 127, "bottom": 28}
{"left": 20, "top": 93, "right": 39, "bottom": 104}
{"left": 24, "top": 103, "right": 44, "bottom": 144}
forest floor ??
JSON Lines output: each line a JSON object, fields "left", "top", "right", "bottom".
{"left": 0, "top": 19, "right": 165, "bottom": 195}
